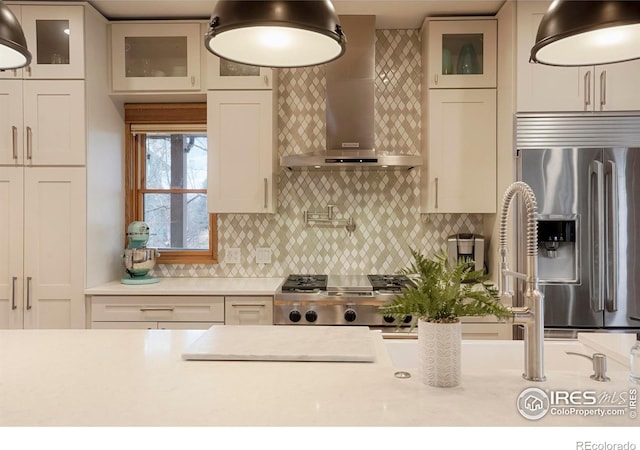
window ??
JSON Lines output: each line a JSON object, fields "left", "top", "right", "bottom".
{"left": 125, "top": 104, "right": 217, "bottom": 264}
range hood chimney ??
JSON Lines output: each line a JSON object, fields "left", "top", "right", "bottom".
{"left": 281, "top": 15, "right": 421, "bottom": 170}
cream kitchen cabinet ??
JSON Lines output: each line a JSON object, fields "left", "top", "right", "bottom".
{"left": 91, "top": 321, "right": 218, "bottom": 330}
{"left": 421, "top": 89, "right": 496, "bottom": 214}
{"left": 110, "top": 22, "right": 202, "bottom": 92}
{"left": 2, "top": 4, "right": 85, "bottom": 79}
{"left": 207, "top": 90, "right": 277, "bottom": 213}
{"left": 0, "top": 80, "right": 86, "bottom": 166}
{"left": 224, "top": 296, "right": 273, "bottom": 325}
{"left": 0, "top": 167, "right": 86, "bottom": 329}
{"left": 207, "top": 55, "right": 273, "bottom": 90}
{"left": 0, "top": 81, "right": 22, "bottom": 163}
{"left": 517, "top": 0, "right": 640, "bottom": 112}
{"left": 461, "top": 322, "right": 512, "bottom": 340}
{"left": 89, "top": 295, "right": 225, "bottom": 329}
{"left": 425, "top": 18, "right": 497, "bottom": 89}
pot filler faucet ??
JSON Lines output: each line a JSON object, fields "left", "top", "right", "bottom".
{"left": 499, "top": 181, "right": 546, "bottom": 382}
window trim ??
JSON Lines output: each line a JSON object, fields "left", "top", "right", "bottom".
{"left": 124, "top": 103, "right": 217, "bottom": 264}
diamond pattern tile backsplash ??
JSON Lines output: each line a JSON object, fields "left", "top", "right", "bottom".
{"left": 154, "top": 30, "right": 483, "bottom": 278}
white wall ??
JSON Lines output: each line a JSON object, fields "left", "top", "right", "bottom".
{"left": 84, "top": 4, "right": 125, "bottom": 287}
{"left": 485, "top": 0, "right": 517, "bottom": 297}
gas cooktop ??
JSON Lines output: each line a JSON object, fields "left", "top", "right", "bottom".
{"left": 280, "top": 274, "right": 413, "bottom": 293}
{"left": 275, "top": 273, "right": 414, "bottom": 326}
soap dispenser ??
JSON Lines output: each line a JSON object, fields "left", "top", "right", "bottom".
{"left": 631, "top": 333, "right": 640, "bottom": 384}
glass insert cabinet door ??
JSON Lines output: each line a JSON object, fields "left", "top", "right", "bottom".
{"left": 111, "top": 23, "right": 202, "bottom": 91}
{"left": 427, "top": 19, "right": 497, "bottom": 89}
{"left": 19, "top": 5, "right": 85, "bottom": 79}
{"left": 207, "top": 54, "right": 273, "bottom": 90}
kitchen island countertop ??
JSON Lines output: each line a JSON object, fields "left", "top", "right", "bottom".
{"left": 84, "top": 277, "right": 285, "bottom": 296}
{"left": 0, "top": 329, "right": 637, "bottom": 427}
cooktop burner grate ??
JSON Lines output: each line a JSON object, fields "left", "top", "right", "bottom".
{"left": 281, "top": 274, "right": 328, "bottom": 292}
{"left": 367, "top": 274, "right": 414, "bottom": 292}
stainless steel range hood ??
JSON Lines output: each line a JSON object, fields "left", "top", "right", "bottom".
{"left": 281, "top": 15, "right": 421, "bottom": 170}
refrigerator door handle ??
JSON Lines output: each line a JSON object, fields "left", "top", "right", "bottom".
{"left": 588, "top": 160, "right": 605, "bottom": 312}
{"left": 604, "top": 160, "right": 618, "bottom": 312}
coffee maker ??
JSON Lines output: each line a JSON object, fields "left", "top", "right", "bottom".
{"left": 447, "top": 233, "right": 485, "bottom": 272}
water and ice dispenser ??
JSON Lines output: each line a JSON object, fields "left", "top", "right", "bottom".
{"left": 537, "top": 219, "right": 577, "bottom": 282}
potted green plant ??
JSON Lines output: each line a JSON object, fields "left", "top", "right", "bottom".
{"left": 380, "top": 249, "right": 511, "bottom": 387}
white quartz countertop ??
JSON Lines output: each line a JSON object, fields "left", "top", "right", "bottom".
{"left": 578, "top": 332, "right": 638, "bottom": 368}
{"left": 0, "top": 328, "right": 637, "bottom": 427}
{"left": 84, "top": 277, "right": 285, "bottom": 296}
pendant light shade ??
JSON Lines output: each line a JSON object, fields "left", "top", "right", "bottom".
{"left": 0, "top": 1, "right": 31, "bottom": 69}
{"left": 531, "top": 0, "right": 640, "bottom": 66}
{"left": 204, "top": 0, "right": 346, "bottom": 68}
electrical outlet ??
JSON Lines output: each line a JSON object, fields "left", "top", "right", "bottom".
{"left": 255, "top": 247, "right": 272, "bottom": 264}
{"left": 226, "top": 248, "right": 241, "bottom": 264}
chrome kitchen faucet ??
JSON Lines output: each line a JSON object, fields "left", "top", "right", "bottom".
{"left": 499, "top": 182, "right": 546, "bottom": 382}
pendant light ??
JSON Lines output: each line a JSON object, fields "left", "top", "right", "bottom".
{"left": 204, "top": 0, "right": 346, "bottom": 68}
{"left": 0, "top": 1, "right": 31, "bottom": 69}
{"left": 531, "top": 0, "right": 640, "bottom": 66}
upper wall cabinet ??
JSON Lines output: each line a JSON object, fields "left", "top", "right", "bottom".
{"left": 110, "top": 22, "right": 202, "bottom": 91}
{"left": 207, "top": 90, "right": 277, "bottom": 213}
{"left": 0, "top": 5, "right": 84, "bottom": 79}
{"left": 207, "top": 55, "right": 273, "bottom": 90}
{"left": 517, "top": 0, "right": 640, "bottom": 112}
{"left": 0, "top": 80, "right": 86, "bottom": 166}
{"left": 421, "top": 89, "right": 497, "bottom": 214}
{"left": 426, "top": 18, "right": 497, "bottom": 89}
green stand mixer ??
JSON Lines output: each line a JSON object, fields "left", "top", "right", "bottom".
{"left": 121, "top": 221, "right": 160, "bottom": 285}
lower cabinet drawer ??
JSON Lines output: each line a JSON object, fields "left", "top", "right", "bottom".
{"left": 461, "top": 322, "right": 512, "bottom": 340}
{"left": 224, "top": 296, "right": 273, "bottom": 325}
{"left": 92, "top": 321, "right": 159, "bottom": 329}
{"left": 91, "top": 296, "right": 225, "bottom": 323}
{"left": 91, "top": 321, "right": 220, "bottom": 330}
{"left": 157, "top": 321, "right": 219, "bottom": 330}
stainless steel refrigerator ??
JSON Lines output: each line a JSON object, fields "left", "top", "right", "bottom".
{"left": 517, "top": 114, "right": 640, "bottom": 332}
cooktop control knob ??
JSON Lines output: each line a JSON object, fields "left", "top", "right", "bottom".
{"left": 289, "top": 310, "right": 302, "bottom": 323}
{"left": 383, "top": 315, "right": 395, "bottom": 324}
{"left": 344, "top": 309, "right": 357, "bottom": 322}
{"left": 403, "top": 315, "right": 413, "bottom": 324}
{"left": 305, "top": 310, "right": 318, "bottom": 323}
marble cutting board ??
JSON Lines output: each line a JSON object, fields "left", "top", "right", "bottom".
{"left": 181, "top": 325, "right": 376, "bottom": 362}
